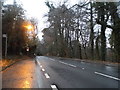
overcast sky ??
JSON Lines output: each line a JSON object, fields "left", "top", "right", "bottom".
{"left": 4, "top": 0, "right": 119, "bottom": 44}
{"left": 5, "top": 0, "right": 80, "bottom": 40}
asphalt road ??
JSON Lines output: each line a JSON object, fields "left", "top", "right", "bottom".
{"left": 36, "top": 56, "right": 120, "bottom": 89}
{"left": 2, "top": 56, "right": 120, "bottom": 89}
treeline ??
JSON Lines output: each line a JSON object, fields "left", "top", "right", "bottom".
{"left": 2, "top": 2, "right": 38, "bottom": 56}
{"left": 37, "top": 1, "right": 120, "bottom": 62}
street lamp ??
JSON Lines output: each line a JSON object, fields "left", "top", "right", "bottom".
{"left": 26, "top": 25, "right": 33, "bottom": 30}
{"left": 24, "top": 24, "right": 34, "bottom": 31}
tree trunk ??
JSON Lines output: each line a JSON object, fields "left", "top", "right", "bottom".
{"left": 100, "top": 3, "right": 106, "bottom": 61}
{"left": 79, "top": 43, "right": 82, "bottom": 59}
{"left": 90, "top": 2, "right": 94, "bottom": 60}
{"left": 95, "top": 36, "right": 100, "bottom": 60}
{"left": 109, "top": 3, "right": 120, "bottom": 62}
{"left": 101, "top": 25, "right": 106, "bottom": 61}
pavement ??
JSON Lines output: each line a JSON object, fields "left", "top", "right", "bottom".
{"left": 1, "top": 55, "right": 31, "bottom": 71}
{"left": 2, "top": 56, "right": 120, "bottom": 89}
{"left": 2, "top": 58, "right": 37, "bottom": 88}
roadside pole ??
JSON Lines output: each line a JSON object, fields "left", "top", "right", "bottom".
{"left": 0, "top": 1, "right": 2, "bottom": 60}
{"left": 3, "top": 34, "right": 7, "bottom": 58}
{"left": 0, "top": 1, "right": 2, "bottom": 90}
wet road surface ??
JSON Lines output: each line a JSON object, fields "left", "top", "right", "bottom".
{"left": 2, "top": 56, "right": 120, "bottom": 89}
{"left": 2, "top": 59, "right": 37, "bottom": 88}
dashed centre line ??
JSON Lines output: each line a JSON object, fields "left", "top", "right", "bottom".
{"left": 82, "top": 68, "right": 85, "bottom": 70}
{"left": 95, "top": 72, "right": 120, "bottom": 81}
{"left": 68, "top": 64, "right": 77, "bottom": 68}
{"left": 37, "top": 58, "right": 119, "bottom": 85}
{"left": 59, "top": 61, "right": 68, "bottom": 65}
{"left": 59, "top": 61, "right": 76, "bottom": 68}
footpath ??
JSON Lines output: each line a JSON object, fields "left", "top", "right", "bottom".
{"left": 0, "top": 55, "right": 33, "bottom": 71}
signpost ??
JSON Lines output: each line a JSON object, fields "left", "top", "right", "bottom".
{"left": 3, "top": 34, "right": 7, "bottom": 58}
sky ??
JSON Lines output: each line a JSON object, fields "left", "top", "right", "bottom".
{"left": 4, "top": 0, "right": 120, "bottom": 48}
{"left": 5, "top": 0, "right": 80, "bottom": 40}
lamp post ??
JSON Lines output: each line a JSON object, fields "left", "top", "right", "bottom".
{"left": 24, "top": 24, "right": 33, "bottom": 55}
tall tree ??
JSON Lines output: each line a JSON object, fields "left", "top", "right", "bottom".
{"left": 94, "top": 2, "right": 110, "bottom": 61}
{"left": 90, "top": 2, "right": 94, "bottom": 60}
{"left": 2, "top": 3, "right": 38, "bottom": 55}
{"left": 108, "top": 2, "right": 120, "bottom": 62}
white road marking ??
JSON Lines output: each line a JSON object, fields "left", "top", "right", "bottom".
{"left": 95, "top": 72, "right": 120, "bottom": 81}
{"left": 59, "top": 61, "right": 68, "bottom": 65}
{"left": 50, "top": 59, "right": 55, "bottom": 61}
{"left": 82, "top": 68, "right": 85, "bottom": 70}
{"left": 44, "top": 73, "right": 50, "bottom": 79}
{"left": 37, "top": 60, "right": 41, "bottom": 66}
{"left": 51, "top": 85, "right": 58, "bottom": 90}
{"left": 68, "top": 64, "right": 77, "bottom": 68}
{"left": 59, "top": 61, "right": 76, "bottom": 68}
{"left": 42, "top": 68, "right": 45, "bottom": 72}
{"left": 37, "top": 60, "right": 43, "bottom": 68}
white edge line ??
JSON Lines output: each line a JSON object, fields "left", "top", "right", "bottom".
{"left": 60, "top": 61, "right": 68, "bottom": 65}
{"left": 42, "top": 68, "right": 45, "bottom": 71}
{"left": 95, "top": 72, "right": 120, "bottom": 81}
{"left": 51, "top": 85, "right": 58, "bottom": 90}
{"left": 59, "top": 61, "right": 67, "bottom": 65}
{"left": 37, "top": 60, "right": 40, "bottom": 65}
{"left": 51, "top": 59, "right": 55, "bottom": 61}
{"left": 82, "top": 68, "right": 85, "bottom": 69}
{"left": 37, "top": 60, "right": 43, "bottom": 68}
{"left": 37, "top": 60, "right": 42, "bottom": 67}
{"left": 44, "top": 73, "right": 50, "bottom": 78}
{"left": 59, "top": 61, "right": 65, "bottom": 64}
